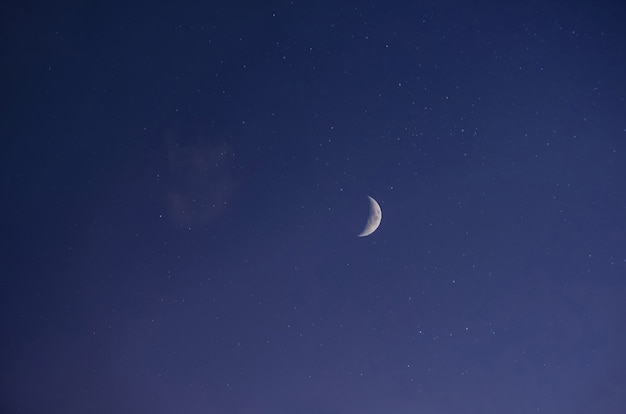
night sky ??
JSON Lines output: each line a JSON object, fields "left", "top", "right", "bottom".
{"left": 2, "top": 1, "right": 626, "bottom": 413}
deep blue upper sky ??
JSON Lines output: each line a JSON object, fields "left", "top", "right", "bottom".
{"left": 2, "top": 1, "right": 626, "bottom": 413}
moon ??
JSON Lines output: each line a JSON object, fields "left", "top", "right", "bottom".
{"left": 357, "top": 195, "right": 382, "bottom": 237}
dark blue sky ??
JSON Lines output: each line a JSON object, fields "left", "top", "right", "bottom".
{"left": 2, "top": 1, "right": 626, "bottom": 413}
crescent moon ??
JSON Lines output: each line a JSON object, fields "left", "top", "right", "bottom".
{"left": 357, "top": 195, "right": 382, "bottom": 237}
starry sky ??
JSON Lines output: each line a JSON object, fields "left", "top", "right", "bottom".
{"left": 2, "top": 1, "right": 626, "bottom": 413}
